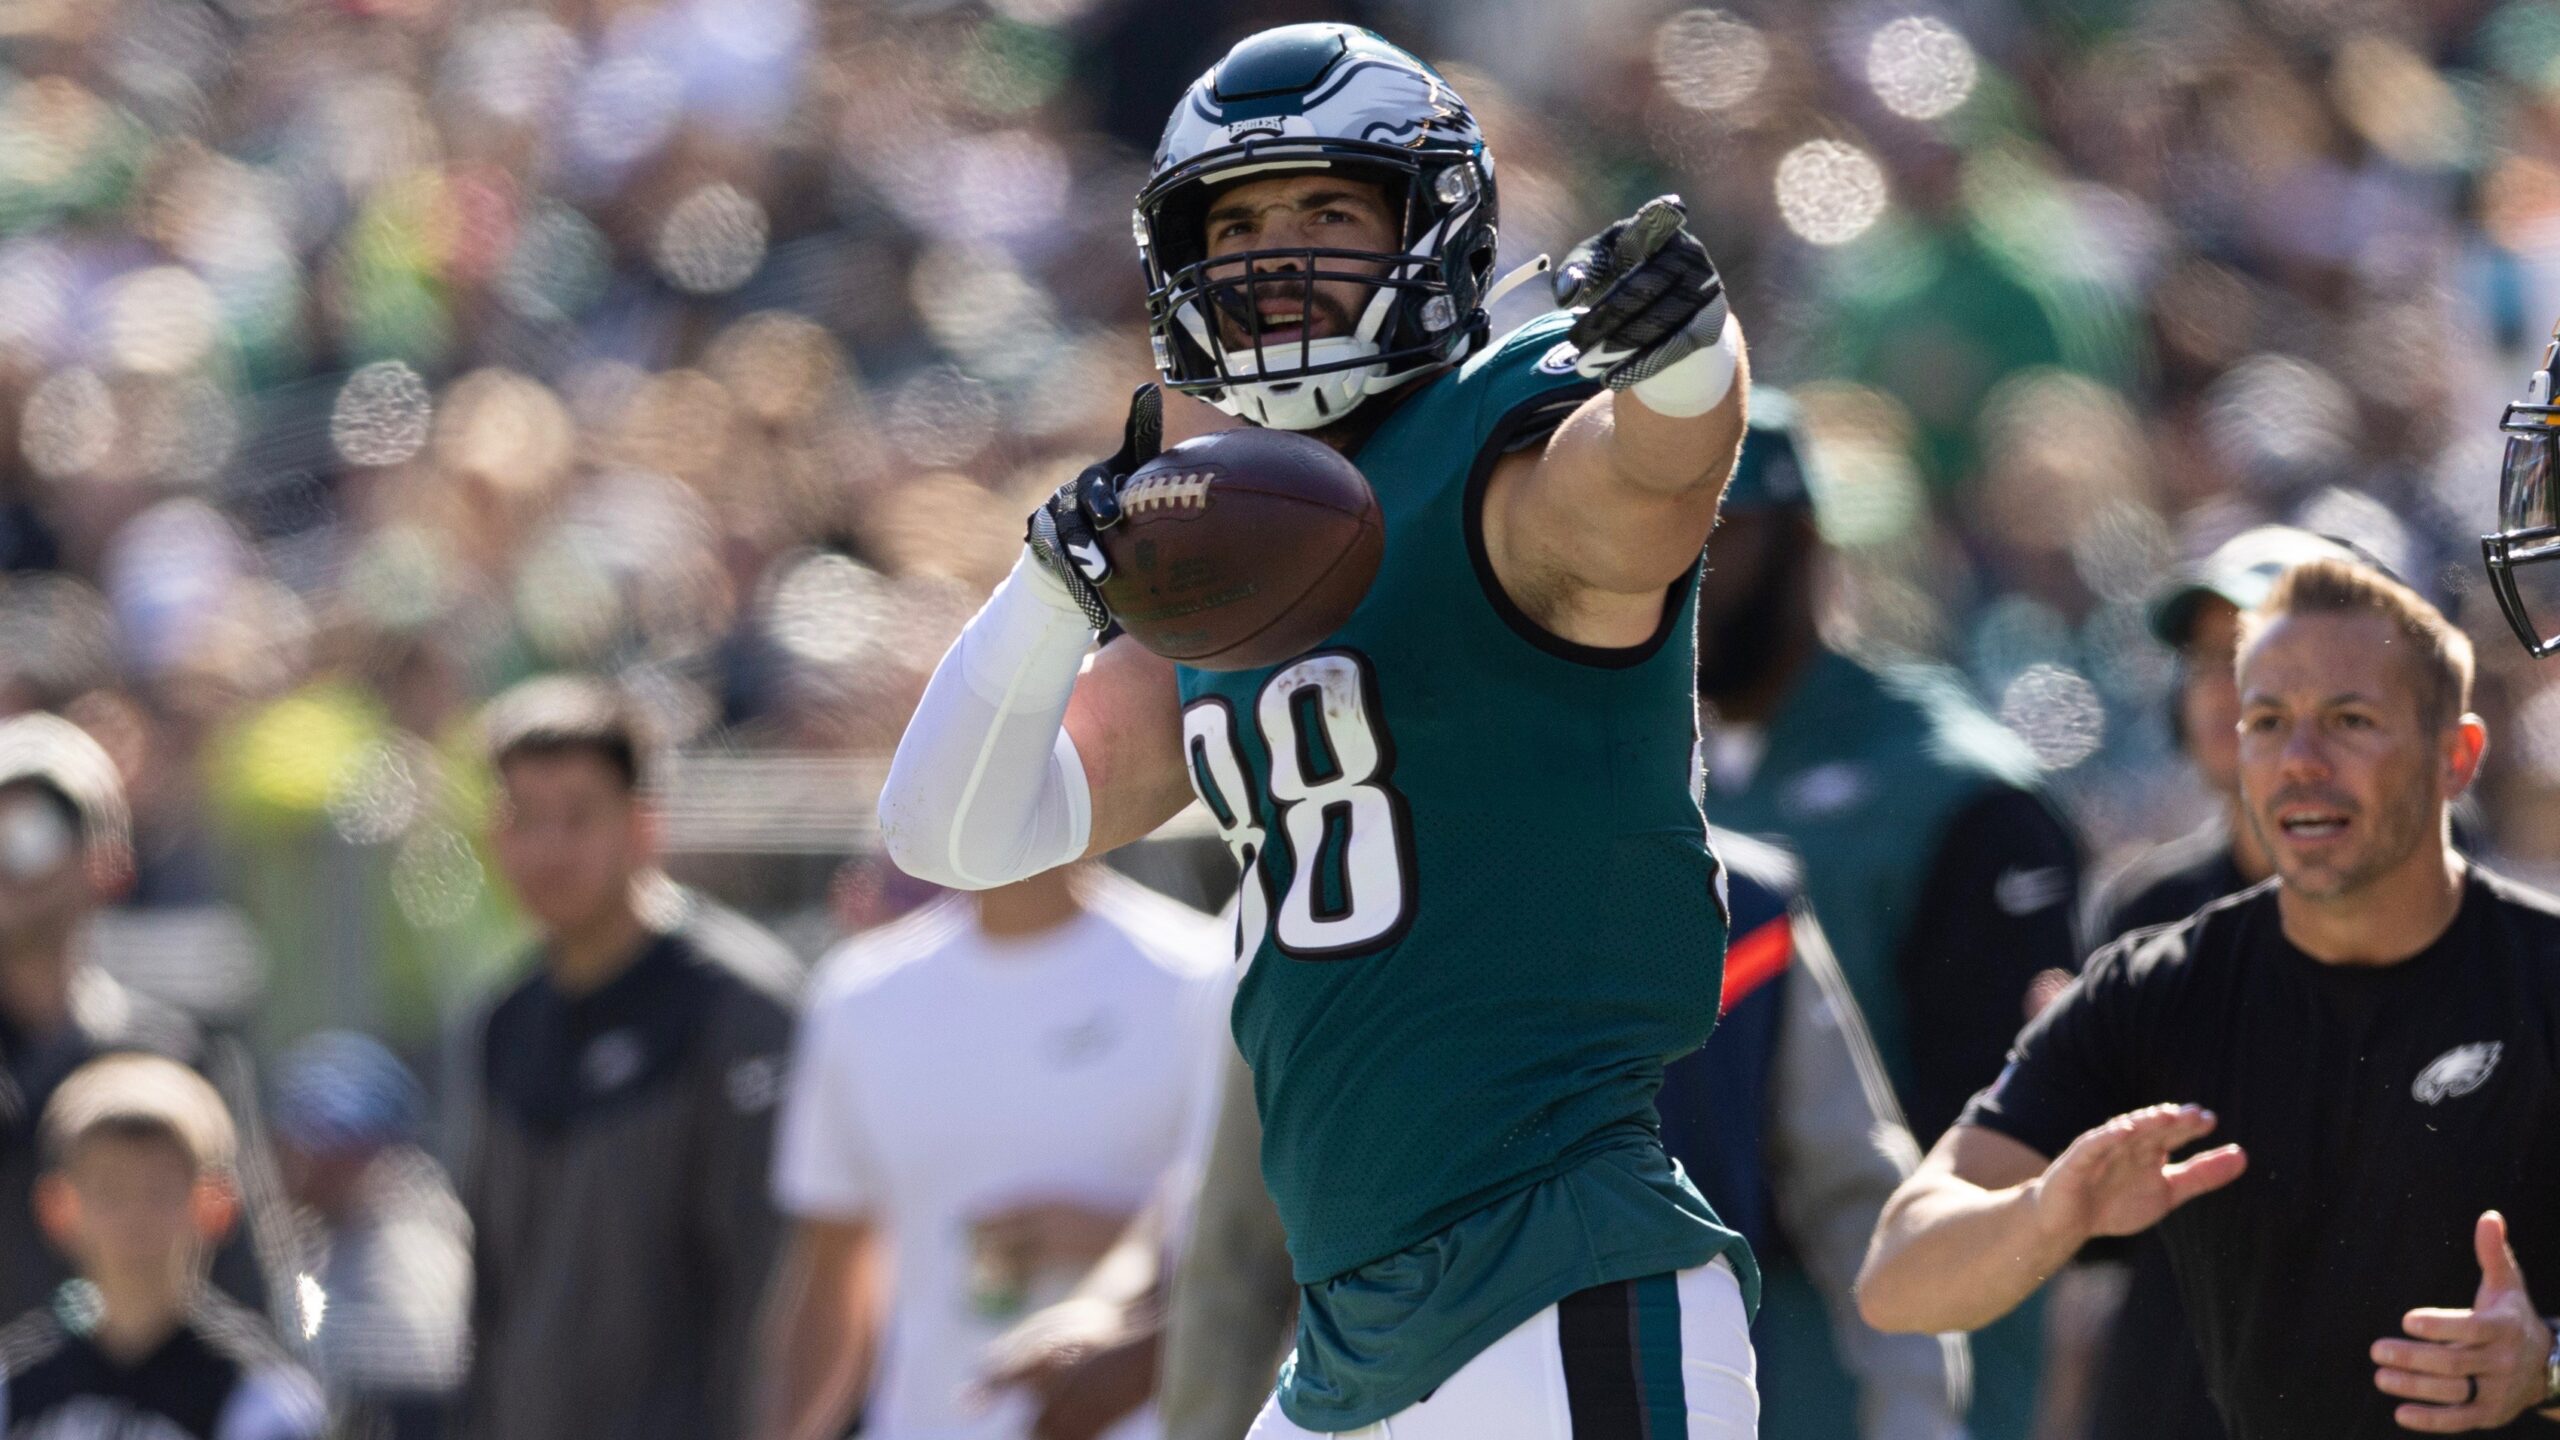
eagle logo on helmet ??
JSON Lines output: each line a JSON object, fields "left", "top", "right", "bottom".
{"left": 1134, "top": 24, "right": 1501, "bottom": 433}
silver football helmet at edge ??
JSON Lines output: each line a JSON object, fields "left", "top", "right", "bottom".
{"left": 2486, "top": 320, "right": 2560, "bottom": 655}
{"left": 1136, "top": 24, "right": 1500, "bottom": 432}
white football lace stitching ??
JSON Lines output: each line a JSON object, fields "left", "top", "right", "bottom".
{"left": 1121, "top": 469, "right": 1214, "bottom": 514}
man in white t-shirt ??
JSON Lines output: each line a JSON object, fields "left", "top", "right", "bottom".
{"left": 759, "top": 864, "right": 1227, "bottom": 1440}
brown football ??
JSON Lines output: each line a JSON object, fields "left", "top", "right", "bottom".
{"left": 1096, "top": 428, "right": 1383, "bottom": 671}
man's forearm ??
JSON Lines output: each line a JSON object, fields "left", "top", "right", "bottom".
{"left": 876, "top": 553, "right": 1095, "bottom": 890}
{"left": 1858, "top": 1169, "right": 2077, "bottom": 1335}
{"left": 1606, "top": 326, "right": 1746, "bottom": 497}
{"left": 755, "top": 1241, "right": 879, "bottom": 1440}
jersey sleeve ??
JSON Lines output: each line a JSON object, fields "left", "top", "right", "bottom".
{"left": 772, "top": 984, "right": 887, "bottom": 1220}
{"left": 1459, "top": 311, "right": 1601, "bottom": 455}
{"left": 1957, "top": 933, "right": 2147, "bottom": 1161}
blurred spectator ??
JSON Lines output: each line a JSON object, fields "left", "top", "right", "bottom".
{"left": 1699, "top": 406, "right": 2083, "bottom": 1440}
{"left": 269, "top": 1031, "right": 465, "bottom": 1440}
{"left": 457, "top": 676, "right": 798, "bottom": 1440}
{"left": 1656, "top": 829, "right": 1965, "bottom": 1440}
{"left": 0, "top": 713, "right": 278, "bottom": 1323}
{"left": 1, "top": 1053, "right": 322, "bottom": 1438}
{"left": 762, "top": 864, "right": 1224, "bottom": 1440}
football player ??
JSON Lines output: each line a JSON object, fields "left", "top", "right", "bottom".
{"left": 879, "top": 24, "right": 1754, "bottom": 1438}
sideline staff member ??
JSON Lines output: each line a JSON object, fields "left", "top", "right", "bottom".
{"left": 1859, "top": 559, "right": 2560, "bottom": 1438}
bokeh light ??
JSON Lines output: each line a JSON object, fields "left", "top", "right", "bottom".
{"left": 1653, "top": 10, "right": 1771, "bottom": 113}
{"left": 2071, "top": 502, "right": 2175, "bottom": 605}
{"left": 1793, "top": 382, "right": 1927, "bottom": 548}
{"left": 883, "top": 368, "right": 999, "bottom": 468}
{"left": 328, "top": 739, "right": 426, "bottom": 846}
{"left": 1865, "top": 17, "right": 1978, "bottom": 120}
{"left": 445, "top": 11, "right": 582, "bottom": 122}
{"left": 434, "top": 370, "right": 576, "bottom": 498}
{"left": 2203, "top": 355, "right": 2356, "bottom": 488}
{"left": 767, "top": 552, "right": 889, "bottom": 667}
{"left": 331, "top": 362, "right": 434, "bottom": 468}
{"left": 105, "top": 266, "right": 219, "bottom": 375}
{"left": 391, "top": 826, "right": 486, "bottom": 930}
{"left": 653, "top": 184, "right": 770, "bottom": 296}
{"left": 498, "top": 203, "right": 612, "bottom": 323}
{"left": 2000, "top": 663, "right": 2107, "bottom": 770}
{"left": 570, "top": 56, "right": 685, "bottom": 169}
{"left": 21, "top": 369, "right": 117, "bottom": 481}
{"left": 1775, "top": 140, "right": 1888, "bottom": 246}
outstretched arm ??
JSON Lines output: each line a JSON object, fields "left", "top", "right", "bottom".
{"left": 1482, "top": 198, "right": 1748, "bottom": 647}
{"left": 1857, "top": 1106, "right": 2245, "bottom": 1335}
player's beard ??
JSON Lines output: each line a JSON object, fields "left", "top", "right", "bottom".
{"left": 1696, "top": 530, "right": 1812, "bottom": 706}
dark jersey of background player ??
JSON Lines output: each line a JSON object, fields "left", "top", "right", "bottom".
{"left": 1699, "top": 398, "right": 2082, "bottom": 1440}
{"left": 1964, "top": 872, "right": 2560, "bottom": 1439}
{"left": 0, "top": 1291, "right": 321, "bottom": 1439}
{"left": 1658, "top": 829, "right": 1966, "bottom": 1435}
{"left": 458, "top": 895, "right": 796, "bottom": 1440}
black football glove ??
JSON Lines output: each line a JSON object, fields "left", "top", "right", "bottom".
{"left": 1551, "top": 196, "right": 1728, "bottom": 390}
{"left": 1028, "top": 384, "right": 1161, "bottom": 631}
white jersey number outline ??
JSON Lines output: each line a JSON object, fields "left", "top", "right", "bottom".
{"left": 1183, "top": 649, "right": 1414, "bottom": 960}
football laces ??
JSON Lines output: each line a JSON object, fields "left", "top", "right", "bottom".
{"left": 1121, "top": 469, "right": 1216, "bottom": 514}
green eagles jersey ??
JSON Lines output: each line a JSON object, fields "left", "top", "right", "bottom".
{"left": 1176, "top": 311, "right": 1752, "bottom": 1427}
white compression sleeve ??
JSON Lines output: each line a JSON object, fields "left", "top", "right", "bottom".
{"left": 1628, "top": 315, "right": 1742, "bottom": 419}
{"left": 877, "top": 551, "right": 1098, "bottom": 890}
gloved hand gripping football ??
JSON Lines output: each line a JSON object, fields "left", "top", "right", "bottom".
{"left": 1027, "top": 385, "right": 1161, "bottom": 630}
{"left": 1551, "top": 196, "right": 1729, "bottom": 390}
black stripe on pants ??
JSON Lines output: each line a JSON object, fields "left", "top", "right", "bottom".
{"left": 1559, "top": 1278, "right": 1650, "bottom": 1438}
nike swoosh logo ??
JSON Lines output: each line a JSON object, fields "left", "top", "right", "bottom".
{"left": 1994, "top": 866, "right": 2066, "bottom": 916}
{"left": 1067, "top": 538, "right": 1110, "bottom": 581}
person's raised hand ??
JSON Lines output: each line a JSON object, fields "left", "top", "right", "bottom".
{"left": 2372, "top": 1210, "right": 2555, "bottom": 1432}
{"left": 2028, "top": 1103, "right": 2246, "bottom": 1247}
{"left": 1027, "top": 385, "right": 1162, "bottom": 630}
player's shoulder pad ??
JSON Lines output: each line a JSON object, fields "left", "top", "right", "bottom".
{"left": 1448, "top": 310, "right": 1599, "bottom": 430}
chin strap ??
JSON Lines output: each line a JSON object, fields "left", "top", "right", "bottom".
{"left": 1483, "top": 254, "right": 1552, "bottom": 311}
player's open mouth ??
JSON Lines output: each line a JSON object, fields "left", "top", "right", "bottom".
{"left": 1250, "top": 299, "right": 1340, "bottom": 347}
{"left": 2276, "top": 807, "right": 2352, "bottom": 840}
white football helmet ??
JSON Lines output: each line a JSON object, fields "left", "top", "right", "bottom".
{"left": 1136, "top": 24, "right": 1499, "bottom": 431}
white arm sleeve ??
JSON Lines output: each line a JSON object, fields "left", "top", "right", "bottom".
{"left": 877, "top": 551, "right": 1098, "bottom": 891}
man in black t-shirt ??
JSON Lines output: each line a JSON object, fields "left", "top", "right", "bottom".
{"left": 2079, "top": 525, "right": 2367, "bottom": 1440}
{"left": 1860, "top": 558, "right": 2560, "bottom": 1439}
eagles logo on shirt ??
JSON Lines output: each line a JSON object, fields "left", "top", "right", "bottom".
{"left": 2413, "top": 1041, "right": 2503, "bottom": 1105}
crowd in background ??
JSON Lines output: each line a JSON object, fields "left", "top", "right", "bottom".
{"left": 0, "top": 0, "right": 2554, "bottom": 1435}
